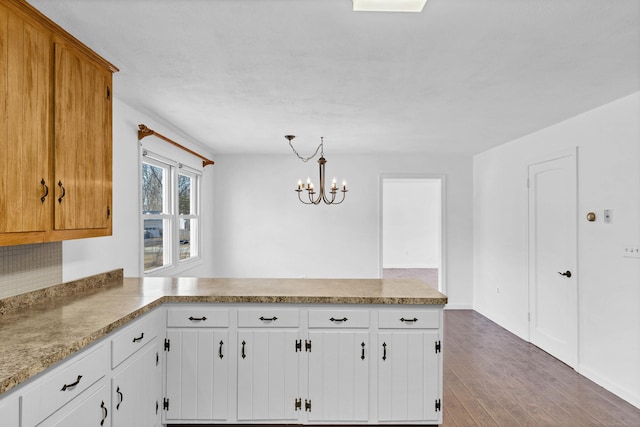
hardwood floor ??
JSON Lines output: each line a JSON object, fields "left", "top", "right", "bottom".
{"left": 443, "top": 310, "right": 640, "bottom": 426}
{"left": 170, "top": 310, "right": 640, "bottom": 426}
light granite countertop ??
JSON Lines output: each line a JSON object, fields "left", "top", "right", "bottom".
{"left": 0, "top": 273, "right": 447, "bottom": 395}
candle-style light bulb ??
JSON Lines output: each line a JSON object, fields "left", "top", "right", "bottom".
{"left": 297, "top": 179, "right": 302, "bottom": 190}
{"left": 331, "top": 177, "right": 337, "bottom": 190}
{"left": 306, "top": 177, "right": 311, "bottom": 190}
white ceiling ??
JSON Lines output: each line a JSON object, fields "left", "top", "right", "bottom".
{"left": 29, "top": 0, "right": 640, "bottom": 156}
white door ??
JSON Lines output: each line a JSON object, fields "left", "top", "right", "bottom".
{"left": 307, "top": 331, "right": 369, "bottom": 422}
{"left": 378, "top": 330, "right": 440, "bottom": 422}
{"left": 164, "top": 329, "right": 229, "bottom": 421}
{"left": 237, "top": 330, "right": 300, "bottom": 421}
{"left": 528, "top": 150, "right": 577, "bottom": 368}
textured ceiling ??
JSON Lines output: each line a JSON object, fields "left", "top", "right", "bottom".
{"left": 29, "top": 0, "right": 640, "bottom": 156}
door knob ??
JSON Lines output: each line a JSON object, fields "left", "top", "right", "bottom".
{"left": 558, "top": 271, "right": 572, "bottom": 278}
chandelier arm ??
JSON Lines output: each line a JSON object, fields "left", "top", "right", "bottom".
{"left": 331, "top": 191, "right": 347, "bottom": 205}
{"left": 297, "top": 191, "right": 313, "bottom": 205}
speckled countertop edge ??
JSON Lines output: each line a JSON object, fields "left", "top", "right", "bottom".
{"left": 0, "top": 274, "right": 447, "bottom": 395}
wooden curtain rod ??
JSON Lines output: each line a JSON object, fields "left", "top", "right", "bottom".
{"left": 137, "top": 124, "right": 215, "bottom": 167}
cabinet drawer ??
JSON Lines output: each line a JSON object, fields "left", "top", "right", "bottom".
{"left": 167, "top": 306, "right": 229, "bottom": 328}
{"left": 21, "top": 344, "right": 108, "bottom": 427}
{"left": 378, "top": 309, "right": 440, "bottom": 329}
{"left": 111, "top": 309, "right": 161, "bottom": 368}
{"left": 308, "top": 309, "right": 370, "bottom": 328}
{"left": 238, "top": 308, "right": 299, "bottom": 327}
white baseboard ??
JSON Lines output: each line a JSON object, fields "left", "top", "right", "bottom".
{"left": 579, "top": 365, "right": 640, "bottom": 410}
{"left": 444, "top": 304, "right": 473, "bottom": 310}
{"left": 382, "top": 264, "right": 439, "bottom": 269}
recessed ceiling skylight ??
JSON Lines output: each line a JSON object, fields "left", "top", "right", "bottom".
{"left": 353, "top": 0, "right": 428, "bottom": 12}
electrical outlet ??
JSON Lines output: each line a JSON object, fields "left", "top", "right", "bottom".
{"left": 623, "top": 246, "right": 640, "bottom": 259}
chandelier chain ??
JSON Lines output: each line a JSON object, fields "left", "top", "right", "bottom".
{"left": 288, "top": 137, "right": 324, "bottom": 162}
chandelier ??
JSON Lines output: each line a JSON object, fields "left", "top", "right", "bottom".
{"left": 286, "top": 135, "right": 348, "bottom": 205}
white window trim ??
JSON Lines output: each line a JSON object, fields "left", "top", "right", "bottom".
{"left": 141, "top": 149, "right": 203, "bottom": 276}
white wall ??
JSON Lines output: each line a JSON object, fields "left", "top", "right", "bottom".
{"left": 211, "top": 153, "right": 473, "bottom": 308}
{"left": 473, "top": 92, "right": 640, "bottom": 407}
{"left": 383, "top": 179, "right": 441, "bottom": 268}
{"left": 62, "top": 97, "right": 216, "bottom": 281}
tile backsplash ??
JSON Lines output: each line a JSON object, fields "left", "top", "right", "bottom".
{"left": 0, "top": 243, "right": 62, "bottom": 299}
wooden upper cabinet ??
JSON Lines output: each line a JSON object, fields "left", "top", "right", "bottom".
{"left": 53, "top": 43, "right": 112, "bottom": 232}
{"left": 0, "top": 0, "right": 117, "bottom": 246}
{"left": 0, "top": 3, "right": 52, "bottom": 240}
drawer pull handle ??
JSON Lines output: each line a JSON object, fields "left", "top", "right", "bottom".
{"left": 330, "top": 317, "right": 348, "bottom": 322}
{"left": 259, "top": 316, "right": 278, "bottom": 322}
{"left": 116, "top": 386, "right": 123, "bottom": 410}
{"left": 188, "top": 316, "right": 208, "bottom": 321}
{"left": 57, "top": 181, "right": 66, "bottom": 203}
{"left": 132, "top": 332, "right": 144, "bottom": 343}
{"left": 61, "top": 375, "right": 82, "bottom": 391}
{"left": 100, "top": 400, "right": 108, "bottom": 425}
{"left": 241, "top": 340, "right": 246, "bottom": 359}
{"left": 361, "top": 342, "right": 366, "bottom": 360}
{"left": 382, "top": 342, "right": 387, "bottom": 361}
{"left": 400, "top": 317, "right": 418, "bottom": 323}
{"left": 219, "top": 340, "right": 224, "bottom": 359}
{"left": 40, "top": 179, "right": 49, "bottom": 203}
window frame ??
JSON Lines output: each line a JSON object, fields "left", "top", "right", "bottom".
{"left": 141, "top": 150, "right": 202, "bottom": 275}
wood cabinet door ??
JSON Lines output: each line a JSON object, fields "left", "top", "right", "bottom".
{"left": 237, "top": 330, "right": 300, "bottom": 422}
{"left": 0, "top": 4, "right": 51, "bottom": 238}
{"left": 377, "top": 330, "right": 441, "bottom": 423}
{"left": 165, "top": 329, "right": 229, "bottom": 422}
{"left": 307, "top": 331, "right": 369, "bottom": 422}
{"left": 53, "top": 42, "right": 112, "bottom": 232}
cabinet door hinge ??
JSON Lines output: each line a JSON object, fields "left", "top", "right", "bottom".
{"left": 106, "top": 86, "right": 111, "bottom": 101}
{"left": 163, "top": 398, "right": 169, "bottom": 411}
{"left": 156, "top": 400, "right": 159, "bottom": 414}
{"left": 435, "top": 398, "right": 441, "bottom": 412}
{"left": 305, "top": 399, "right": 312, "bottom": 412}
{"left": 295, "top": 339, "right": 302, "bottom": 352}
{"left": 294, "top": 397, "right": 302, "bottom": 411}
{"left": 305, "top": 339, "right": 312, "bottom": 352}
{"left": 156, "top": 351, "right": 159, "bottom": 366}
{"left": 107, "top": 205, "right": 111, "bottom": 219}
{"left": 164, "top": 338, "right": 170, "bottom": 351}
{"left": 435, "top": 340, "right": 441, "bottom": 353}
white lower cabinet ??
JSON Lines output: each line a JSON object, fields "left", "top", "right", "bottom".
{"left": 377, "top": 309, "right": 443, "bottom": 424}
{"left": 163, "top": 306, "right": 230, "bottom": 423}
{"left": 0, "top": 389, "right": 19, "bottom": 427}
{"left": 111, "top": 338, "right": 161, "bottom": 427}
{"left": 307, "top": 331, "right": 369, "bottom": 422}
{"left": 39, "top": 379, "right": 110, "bottom": 427}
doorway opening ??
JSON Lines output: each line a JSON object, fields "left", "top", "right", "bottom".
{"left": 380, "top": 175, "right": 445, "bottom": 293}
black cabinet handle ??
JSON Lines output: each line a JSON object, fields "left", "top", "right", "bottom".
{"left": 57, "top": 180, "right": 65, "bottom": 203}
{"left": 219, "top": 340, "right": 224, "bottom": 359}
{"left": 259, "top": 316, "right": 278, "bottom": 322}
{"left": 40, "top": 179, "right": 49, "bottom": 203}
{"left": 558, "top": 270, "right": 572, "bottom": 278}
{"left": 116, "top": 386, "right": 123, "bottom": 410}
{"left": 60, "top": 374, "right": 82, "bottom": 391}
{"left": 188, "top": 316, "right": 207, "bottom": 321}
{"left": 241, "top": 340, "right": 246, "bottom": 359}
{"left": 100, "top": 400, "right": 108, "bottom": 426}
{"left": 400, "top": 317, "right": 418, "bottom": 323}
{"left": 330, "top": 317, "right": 348, "bottom": 322}
{"left": 132, "top": 333, "right": 144, "bottom": 343}
{"left": 361, "top": 342, "right": 366, "bottom": 360}
{"left": 382, "top": 342, "right": 387, "bottom": 361}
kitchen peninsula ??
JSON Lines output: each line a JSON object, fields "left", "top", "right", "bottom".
{"left": 0, "top": 270, "right": 447, "bottom": 426}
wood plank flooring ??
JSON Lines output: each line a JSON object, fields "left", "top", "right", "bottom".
{"left": 443, "top": 310, "right": 640, "bottom": 426}
{"left": 170, "top": 310, "right": 640, "bottom": 426}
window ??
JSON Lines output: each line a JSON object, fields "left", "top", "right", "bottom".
{"left": 142, "top": 153, "right": 201, "bottom": 273}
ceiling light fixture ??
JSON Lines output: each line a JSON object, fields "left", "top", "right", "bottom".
{"left": 286, "top": 135, "right": 348, "bottom": 205}
{"left": 352, "top": 0, "right": 427, "bottom": 12}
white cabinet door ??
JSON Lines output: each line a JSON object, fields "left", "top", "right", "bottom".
{"left": 39, "top": 379, "right": 109, "bottom": 427}
{"left": 164, "top": 329, "right": 229, "bottom": 421}
{"left": 237, "top": 330, "right": 299, "bottom": 422}
{"left": 307, "top": 331, "right": 369, "bottom": 422}
{"left": 377, "top": 330, "right": 441, "bottom": 423}
{"left": 111, "top": 339, "right": 161, "bottom": 427}
{"left": 0, "top": 390, "right": 19, "bottom": 427}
